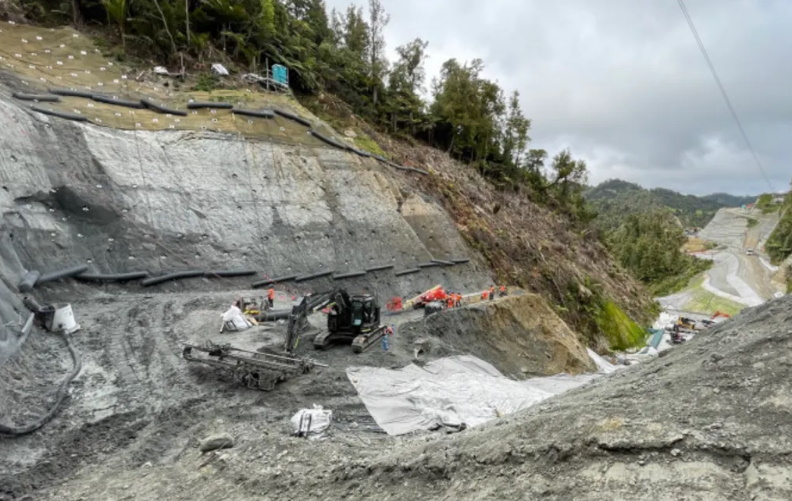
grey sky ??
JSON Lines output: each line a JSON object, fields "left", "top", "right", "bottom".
{"left": 323, "top": 0, "right": 791, "bottom": 195}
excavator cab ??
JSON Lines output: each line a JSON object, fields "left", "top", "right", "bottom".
{"left": 315, "top": 291, "right": 383, "bottom": 351}
{"left": 350, "top": 294, "right": 379, "bottom": 332}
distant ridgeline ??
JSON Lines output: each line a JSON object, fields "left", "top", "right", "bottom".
{"left": 585, "top": 179, "right": 757, "bottom": 231}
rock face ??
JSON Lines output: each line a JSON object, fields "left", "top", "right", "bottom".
{"left": 0, "top": 90, "right": 490, "bottom": 360}
{"left": 398, "top": 294, "right": 597, "bottom": 377}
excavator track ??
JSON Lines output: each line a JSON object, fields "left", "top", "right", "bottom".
{"left": 351, "top": 326, "right": 387, "bottom": 353}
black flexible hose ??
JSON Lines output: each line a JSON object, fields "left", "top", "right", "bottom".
{"left": 232, "top": 108, "right": 275, "bottom": 119}
{"left": 395, "top": 268, "right": 421, "bottom": 277}
{"left": 30, "top": 106, "right": 88, "bottom": 122}
{"left": 140, "top": 98, "right": 188, "bottom": 116}
{"left": 203, "top": 270, "right": 257, "bottom": 278}
{"left": 48, "top": 88, "right": 94, "bottom": 98}
{"left": 90, "top": 94, "right": 144, "bottom": 109}
{"left": 0, "top": 332, "right": 82, "bottom": 436}
{"left": 187, "top": 102, "right": 233, "bottom": 109}
{"left": 12, "top": 92, "right": 61, "bottom": 102}
{"left": 36, "top": 265, "right": 89, "bottom": 285}
{"left": 273, "top": 108, "right": 312, "bottom": 126}
{"left": 366, "top": 264, "right": 395, "bottom": 273}
{"left": 251, "top": 274, "right": 298, "bottom": 288}
{"left": 75, "top": 271, "right": 150, "bottom": 282}
{"left": 141, "top": 270, "right": 203, "bottom": 287}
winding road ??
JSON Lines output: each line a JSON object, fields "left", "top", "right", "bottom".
{"left": 659, "top": 207, "right": 781, "bottom": 313}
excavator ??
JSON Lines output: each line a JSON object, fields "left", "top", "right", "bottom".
{"left": 310, "top": 289, "right": 386, "bottom": 353}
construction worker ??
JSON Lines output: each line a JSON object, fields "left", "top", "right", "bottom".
{"left": 382, "top": 325, "right": 394, "bottom": 351}
{"left": 489, "top": 285, "right": 495, "bottom": 301}
{"left": 481, "top": 290, "right": 488, "bottom": 301}
{"left": 267, "top": 287, "right": 275, "bottom": 308}
{"left": 499, "top": 285, "right": 507, "bottom": 297}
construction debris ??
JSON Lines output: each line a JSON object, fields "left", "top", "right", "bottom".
{"left": 291, "top": 405, "right": 333, "bottom": 439}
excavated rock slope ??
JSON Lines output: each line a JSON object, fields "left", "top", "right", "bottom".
{"left": 398, "top": 294, "right": 596, "bottom": 377}
{"left": 0, "top": 83, "right": 491, "bottom": 358}
{"left": 38, "top": 295, "right": 792, "bottom": 501}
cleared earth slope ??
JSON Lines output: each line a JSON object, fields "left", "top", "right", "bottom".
{"left": 36, "top": 295, "right": 792, "bottom": 501}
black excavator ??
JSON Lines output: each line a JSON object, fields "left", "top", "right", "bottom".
{"left": 313, "top": 290, "right": 385, "bottom": 352}
{"left": 279, "top": 288, "right": 385, "bottom": 353}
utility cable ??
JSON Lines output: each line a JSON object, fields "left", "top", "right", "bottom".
{"left": 677, "top": 0, "right": 775, "bottom": 192}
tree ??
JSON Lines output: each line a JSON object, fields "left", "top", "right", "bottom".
{"left": 524, "top": 149, "right": 547, "bottom": 173}
{"left": 260, "top": 0, "right": 276, "bottom": 36}
{"left": 502, "top": 91, "right": 530, "bottom": 166}
{"left": 100, "top": 0, "right": 127, "bottom": 50}
{"left": 366, "top": 0, "right": 389, "bottom": 108}
{"left": 389, "top": 37, "right": 428, "bottom": 133}
{"left": 430, "top": 58, "right": 505, "bottom": 162}
{"left": 547, "top": 149, "right": 587, "bottom": 190}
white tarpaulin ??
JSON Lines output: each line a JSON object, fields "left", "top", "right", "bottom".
{"left": 347, "top": 353, "right": 614, "bottom": 436}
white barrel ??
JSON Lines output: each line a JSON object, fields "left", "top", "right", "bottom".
{"left": 47, "top": 303, "right": 80, "bottom": 334}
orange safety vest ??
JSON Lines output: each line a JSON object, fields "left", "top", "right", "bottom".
{"left": 267, "top": 288, "right": 275, "bottom": 300}
{"left": 500, "top": 286, "right": 506, "bottom": 292}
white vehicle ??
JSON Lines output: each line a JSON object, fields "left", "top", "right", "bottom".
{"left": 746, "top": 248, "right": 754, "bottom": 255}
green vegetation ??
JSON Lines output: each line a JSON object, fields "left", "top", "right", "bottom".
{"left": 13, "top": 0, "right": 592, "bottom": 218}
{"left": 586, "top": 179, "right": 731, "bottom": 231}
{"left": 607, "top": 210, "right": 712, "bottom": 296}
{"left": 746, "top": 217, "right": 759, "bottom": 228}
{"left": 353, "top": 135, "right": 385, "bottom": 157}
{"left": 757, "top": 193, "right": 782, "bottom": 214}
{"left": 192, "top": 73, "right": 220, "bottom": 92}
{"left": 766, "top": 187, "right": 792, "bottom": 264}
{"left": 683, "top": 277, "right": 745, "bottom": 316}
{"left": 594, "top": 301, "right": 646, "bottom": 350}
{"left": 700, "top": 193, "right": 757, "bottom": 207}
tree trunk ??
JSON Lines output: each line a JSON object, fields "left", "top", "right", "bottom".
{"left": 71, "top": 0, "right": 82, "bottom": 28}
{"left": 152, "top": 0, "right": 177, "bottom": 55}
{"left": 185, "top": 0, "right": 191, "bottom": 47}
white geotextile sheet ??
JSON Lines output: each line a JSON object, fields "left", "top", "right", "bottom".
{"left": 347, "top": 354, "right": 610, "bottom": 436}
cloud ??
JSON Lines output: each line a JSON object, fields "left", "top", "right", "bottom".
{"left": 323, "top": 0, "right": 792, "bottom": 195}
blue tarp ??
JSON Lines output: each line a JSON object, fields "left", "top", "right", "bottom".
{"left": 648, "top": 328, "right": 664, "bottom": 349}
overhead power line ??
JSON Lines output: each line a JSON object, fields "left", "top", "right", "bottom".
{"left": 677, "top": 0, "right": 775, "bottom": 192}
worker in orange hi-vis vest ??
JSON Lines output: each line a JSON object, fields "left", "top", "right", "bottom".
{"left": 489, "top": 285, "right": 495, "bottom": 300}
{"left": 499, "top": 285, "right": 507, "bottom": 297}
{"left": 267, "top": 287, "right": 275, "bottom": 308}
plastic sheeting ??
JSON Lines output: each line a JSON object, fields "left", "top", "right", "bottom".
{"left": 221, "top": 305, "right": 251, "bottom": 332}
{"left": 347, "top": 353, "right": 614, "bottom": 436}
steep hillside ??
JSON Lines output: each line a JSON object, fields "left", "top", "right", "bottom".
{"left": 766, "top": 188, "right": 792, "bottom": 264}
{"left": 0, "top": 21, "right": 654, "bottom": 354}
{"left": 586, "top": 178, "right": 736, "bottom": 230}
{"left": 368, "top": 133, "right": 656, "bottom": 349}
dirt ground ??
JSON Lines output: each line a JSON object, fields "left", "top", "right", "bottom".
{"left": 4, "top": 288, "right": 792, "bottom": 500}
{"left": 0, "top": 285, "right": 564, "bottom": 500}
